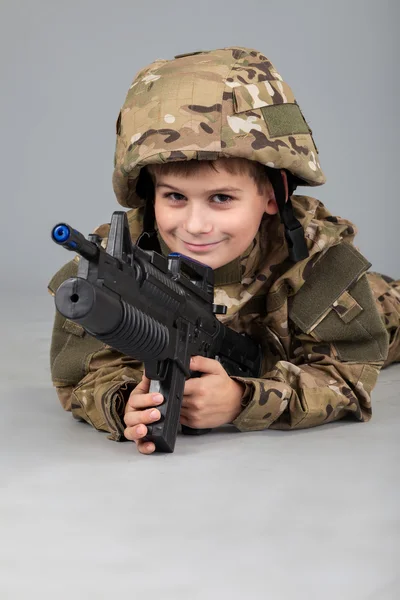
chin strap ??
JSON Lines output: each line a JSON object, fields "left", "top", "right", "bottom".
{"left": 135, "top": 169, "right": 161, "bottom": 253}
{"left": 136, "top": 200, "right": 161, "bottom": 253}
{"left": 265, "top": 167, "right": 309, "bottom": 263}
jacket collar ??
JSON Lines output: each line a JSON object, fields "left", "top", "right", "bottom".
{"left": 157, "top": 232, "right": 255, "bottom": 286}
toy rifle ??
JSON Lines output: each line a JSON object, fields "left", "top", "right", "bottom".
{"left": 51, "top": 211, "right": 262, "bottom": 452}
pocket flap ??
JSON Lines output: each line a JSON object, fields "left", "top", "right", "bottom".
{"left": 290, "top": 243, "right": 371, "bottom": 334}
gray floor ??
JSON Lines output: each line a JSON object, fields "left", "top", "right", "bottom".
{"left": 1, "top": 294, "right": 399, "bottom": 600}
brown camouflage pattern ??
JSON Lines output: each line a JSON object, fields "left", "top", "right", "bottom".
{"left": 48, "top": 197, "right": 400, "bottom": 440}
{"left": 112, "top": 47, "right": 326, "bottom": 209}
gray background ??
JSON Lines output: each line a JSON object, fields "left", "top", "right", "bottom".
{"left": 1, "top": 0, "right": 399, "bottom": 293}
{"left": 1, "top": 1, "right": 399, "bottom": 599}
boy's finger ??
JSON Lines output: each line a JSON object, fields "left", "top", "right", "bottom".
{"left": 124, "top": 423, "right": 148, "bottom": 442}
{"left": 127, "top": 391, "right": 164, "bottom": 410}
{"left": 190, "top": 355, "right": 223, "bottom": 375}
{"left": 124, "top": 408, "right": 161, "bottom": 428}
{"left": 136, "top": 440, "right": 156, "bottom": 454}
{"left": 183, "top": 378, "right": 200, "bottom": 397}
{"left": 131, "top": 376, "right": 151, "bottom": 395}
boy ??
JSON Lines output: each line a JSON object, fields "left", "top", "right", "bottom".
{"left": 48, "top": 47, "right": 400, "bottom": 454}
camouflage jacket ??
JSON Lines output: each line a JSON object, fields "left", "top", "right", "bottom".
{"left": 48, "top": 195, "right": 400, "bottom": 441}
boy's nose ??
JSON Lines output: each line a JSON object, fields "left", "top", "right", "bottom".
{"left": 183, "top": 209, "right": 213, "bottom": 235}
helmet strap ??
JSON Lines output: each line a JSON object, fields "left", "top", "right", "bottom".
{"left": 266, "top": 168, "right": 309, "bottom": 262}
{"left": 135, "top": 170, "right": 161, "bottom": 253}
{"left": 136, "top": 200, "right": 161, "bottom": 253}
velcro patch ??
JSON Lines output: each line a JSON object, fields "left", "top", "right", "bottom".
{"left": 63, "top": 319, "right": 85, "bottom": 337}
{"left": 261, "top": 104, "right": 310, "bottom": 138}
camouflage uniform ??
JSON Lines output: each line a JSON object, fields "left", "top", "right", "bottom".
{"left": 48, "top": 47, "right": 400, "bottom": 441}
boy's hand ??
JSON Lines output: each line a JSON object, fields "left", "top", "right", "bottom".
{"left": 180, "top": 356, "right": 245, "bottom": 429}
{"left": 123, "top": 374, "right": 164, "bottom": 455}
{"left": 123, "top": 357, "right": 245, "bottom": 454}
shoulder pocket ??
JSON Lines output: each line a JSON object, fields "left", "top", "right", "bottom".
{"left": 290, "top": 243, "right": 389, "bottom": 362}
{"left": 49, "top": 259, "right": 104, "bottom": 386}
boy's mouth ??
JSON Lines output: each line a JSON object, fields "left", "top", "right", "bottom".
{"left": 182, "top": 240, "right": 223, "bottom": 253}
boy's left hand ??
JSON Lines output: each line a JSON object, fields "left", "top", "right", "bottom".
{"left": 180, "top": 356, "right": 245, "bottom": 429}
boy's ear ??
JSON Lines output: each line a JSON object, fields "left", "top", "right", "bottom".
{"left": 264, "top": 181, "right": 279, "bottom": 215}
{"left": 264, "top": 169, "right": 288, "bottom": 215}
{"left": 264, "top": 196, "right": 279, "bottom": 216}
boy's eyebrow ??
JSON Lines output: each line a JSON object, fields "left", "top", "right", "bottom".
{"left": 156, "top": 182, "right": 243, "bottom": 193}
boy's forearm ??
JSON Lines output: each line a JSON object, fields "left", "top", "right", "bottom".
{"left": 231, "top": 358, "right": 383, "bottom": 432}
{"left": 68, "top": 375, "right": 140, "bottom": 441}
{"left": 51, "top": 346, "right": 144, "bottom": 440}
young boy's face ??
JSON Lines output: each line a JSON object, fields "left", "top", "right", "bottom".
{"left": 153, "top": 163, "right": 278, "bottom": 269}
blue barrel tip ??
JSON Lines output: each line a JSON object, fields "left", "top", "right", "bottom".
{"left": 52, "top": 224, "right": 70, "bottom": 243}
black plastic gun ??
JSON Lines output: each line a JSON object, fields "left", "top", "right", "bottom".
{"left": 51, "top": 211, "right": 262, "bottom": 452}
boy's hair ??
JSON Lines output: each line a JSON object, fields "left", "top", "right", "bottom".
{"left": 147, "top": 157, "right": 272, "bottom": 196}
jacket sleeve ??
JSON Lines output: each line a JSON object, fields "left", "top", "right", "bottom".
{"left": 232, "top": 247, "right": 390, "bottom": 432}
{"left": 366, "top": 271, "right": 400, "bottom": 367}
{"left": 48, "top": 257, "right": 144, "bottom": 441}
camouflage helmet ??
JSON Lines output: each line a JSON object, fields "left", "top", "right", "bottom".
{"left": 112, "top": 46, "right": 326, "bottom": 210}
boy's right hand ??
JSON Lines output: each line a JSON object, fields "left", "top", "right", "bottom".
{"left": 123, "top": 374, "right": 164, "bottom": 455}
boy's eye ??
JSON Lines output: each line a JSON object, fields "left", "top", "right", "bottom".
{"left": 163, "top": 192, "right": 233, "bottom": 205}
{"left": 165, "top": 193, "right": 186, "bottom": 201}
{"left": 212, "top": 194, "right": 232, "bottom": 205}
